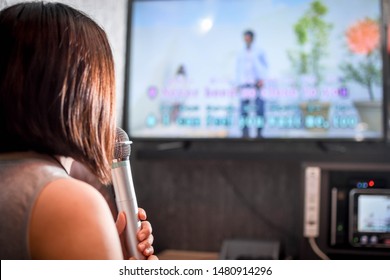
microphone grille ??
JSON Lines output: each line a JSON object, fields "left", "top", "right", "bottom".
{"left": 114, "top": 127, "right": 132, "bottom": 159}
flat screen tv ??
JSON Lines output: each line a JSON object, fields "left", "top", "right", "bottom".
{"left": 125, "top": 0, "right": 386, "bottom": 140}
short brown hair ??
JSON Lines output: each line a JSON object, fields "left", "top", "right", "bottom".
{"left": 0, "top": 2, "right": 116, "bottom": 184}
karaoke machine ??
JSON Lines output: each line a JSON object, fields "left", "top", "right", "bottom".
{"left": 302, "top": 163, "right": 390, "bottom": 259}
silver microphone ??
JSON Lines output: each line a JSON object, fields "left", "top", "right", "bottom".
{"left": 111, "top": 127, "right": 144, "bottom": 260}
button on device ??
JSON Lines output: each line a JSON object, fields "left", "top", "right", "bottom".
{"left": 360, "top": 235, "right": 368, "bottom": 244}
{"left": 370, "top": 235, "right": 378, "bottom": 244}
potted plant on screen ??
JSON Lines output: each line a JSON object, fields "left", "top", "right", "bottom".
{"left": 288, "top": 0, "right": 333, "bottom": 131}
{"left": 340, "top": 18, "right": 382, "bottom": 133}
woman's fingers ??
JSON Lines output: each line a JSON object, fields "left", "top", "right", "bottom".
{"left": 138, "top": 208, "right": 147, "bottom": 221}
{"left": 138, "top": 221, "right": 152, "bottom": 241}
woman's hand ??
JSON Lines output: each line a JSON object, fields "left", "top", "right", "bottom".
{"left": 136, "top": 208, "right": 156, "bottom": 258}
{"left": 116, "top": 208, "right": 158, "bottom": 260}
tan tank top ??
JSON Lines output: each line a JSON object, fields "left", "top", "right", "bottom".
{"left": 0, "top": 152, "right": 69, "bottom": 259}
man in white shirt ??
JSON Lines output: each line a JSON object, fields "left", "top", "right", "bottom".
{"left": 236, "top": 30, "right": 267, "bottom": 138}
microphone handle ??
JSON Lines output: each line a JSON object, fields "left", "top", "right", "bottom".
{"left": 111, "top": 160, "right": 144, "bottom": 260}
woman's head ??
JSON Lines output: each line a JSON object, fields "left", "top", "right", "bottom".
{"left": 0, "top": 2, "right": 116, "bottom": 184}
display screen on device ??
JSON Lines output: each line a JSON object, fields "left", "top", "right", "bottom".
{"left": 127, "top": 0, "right": 383, "bottom": 140}
{"left": 358, "top": 194, "right": 390, "bottom": 233}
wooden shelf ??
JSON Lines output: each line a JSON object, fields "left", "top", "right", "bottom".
{"left": 157, "top": 250, "right": 219, "bottom": 260}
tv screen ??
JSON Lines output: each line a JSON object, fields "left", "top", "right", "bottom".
{"left": 126, "top": 0, "right": 384, "bottom": 140}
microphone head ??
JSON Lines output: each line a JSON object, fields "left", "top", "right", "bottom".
{"left": 114, "top": 127, "right": 132, "bottom": 160}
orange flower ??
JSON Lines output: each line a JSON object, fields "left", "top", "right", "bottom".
{"left": 346, "top": 18, "right": 379, "bottom": 55}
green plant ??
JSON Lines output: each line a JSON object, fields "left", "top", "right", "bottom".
{"left": 288, "top": 0, "right": 333, "bottom": 90}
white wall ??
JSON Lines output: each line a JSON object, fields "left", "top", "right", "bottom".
{"left": 0, "top": 0, "right": 128, "bottom": 125}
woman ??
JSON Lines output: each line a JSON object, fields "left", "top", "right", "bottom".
{"left": 0, "top": 2, "right": 156, "bottom": 260}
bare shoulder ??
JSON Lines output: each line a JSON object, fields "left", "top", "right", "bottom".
{"left": 29, "top": 178, "right": 123, "bottom": 259}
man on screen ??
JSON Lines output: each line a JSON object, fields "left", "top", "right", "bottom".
{"left": 236, "top": 30, "right": 268, "bottom": 138}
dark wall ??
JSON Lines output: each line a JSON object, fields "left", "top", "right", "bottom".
{"left": 130, "top": 141, "right": 390, "bottom": 259}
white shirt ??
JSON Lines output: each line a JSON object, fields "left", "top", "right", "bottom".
{"left": 236, "top": 45, "right": 267, "bottom": 86}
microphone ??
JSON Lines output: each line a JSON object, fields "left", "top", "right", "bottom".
{"left": 111, "top": 127, "right": 144, "bottom": 260}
